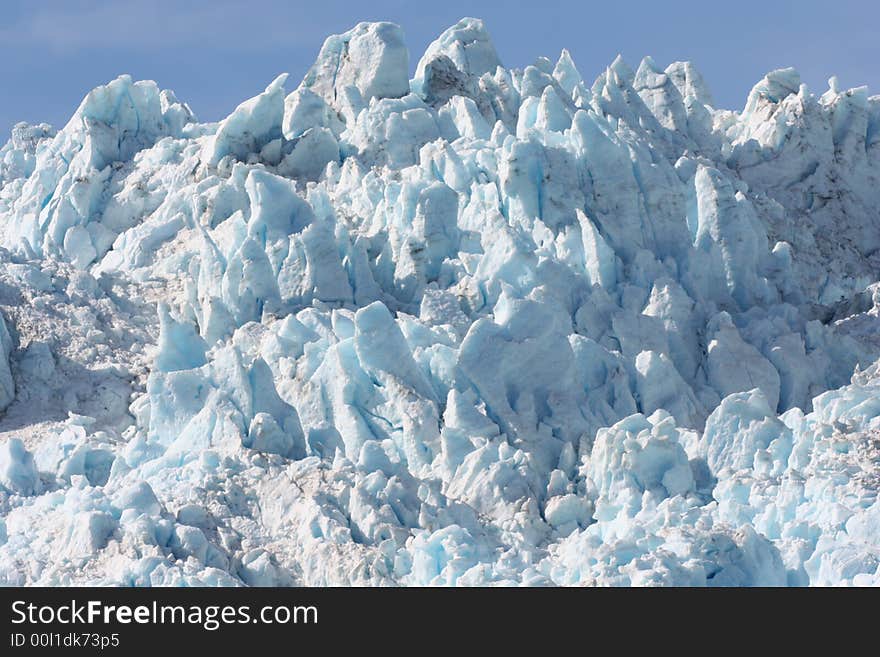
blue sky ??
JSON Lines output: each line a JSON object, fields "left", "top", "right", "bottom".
{"left": 1, "top": 0, "right": 877, "bottom": 134}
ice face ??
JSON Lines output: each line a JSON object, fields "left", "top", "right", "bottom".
{"left": 204, "top": 74, "right": 288, "bottom": 167}
{"left": 0, "top": 438, "right": 39, "bottom": 496}
{"left": 0, "top": 313, "right": 14, "bottom": 413}
{"left": 0, "top": 18, "right": 879, "bottom": 586}
{"left": 303, "top": 22, "right": 410, "bottom": 105}
{"left": 413, "top": 17, "right": 501, "bottom": 96}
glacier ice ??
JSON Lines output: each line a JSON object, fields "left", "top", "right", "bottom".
{"left": 0, "top": 17, "right": 879, "bottom": 586}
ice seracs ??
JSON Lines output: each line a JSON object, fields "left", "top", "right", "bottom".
{"left": 0, "top": 17, "right": 879, "bottom": 586}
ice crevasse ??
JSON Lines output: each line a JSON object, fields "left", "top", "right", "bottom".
{"left": 0, "top": 18, "right": 879, "bottom": 585}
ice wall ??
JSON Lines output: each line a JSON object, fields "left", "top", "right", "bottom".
{"left": 0, "top": 17, "right": 879, "bottom": 586}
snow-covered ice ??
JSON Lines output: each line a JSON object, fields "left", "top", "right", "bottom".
{"left": 0, "top": 17, "right": 879, "bottom": 586}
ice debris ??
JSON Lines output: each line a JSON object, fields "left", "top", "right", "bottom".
{"left": 0, "top": 17, "right": 879, "bottom": 586}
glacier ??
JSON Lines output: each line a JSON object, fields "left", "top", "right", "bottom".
{"left": 0, "top": 17, "right": 879, "bottom": 586}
